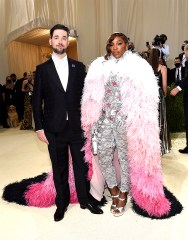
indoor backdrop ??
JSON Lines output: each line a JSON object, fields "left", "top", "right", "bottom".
{"left": 0, "top": 0, "right": 188, "bottom": 84}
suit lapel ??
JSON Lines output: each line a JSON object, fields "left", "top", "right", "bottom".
{"left": 47, "top": 58, "right": 65, "bottom": 92}
{"left": 47, "top": 58, "right": 76, "bottom": 92}
{"left": 66, "top": 59, "right": 76, "bottom": 92}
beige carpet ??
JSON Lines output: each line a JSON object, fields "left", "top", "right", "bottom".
{"left": 0, "top": 127, "right": 187, "bottom": 240}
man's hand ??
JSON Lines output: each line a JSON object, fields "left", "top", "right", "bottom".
{"left": 170, "top": 87, "right": 180, "bottom": 96}
{"left": 36, "top": 130, "right": 49, "bottom": 144}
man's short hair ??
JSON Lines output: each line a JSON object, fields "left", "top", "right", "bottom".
{"left": 50, "top": 24, "right": 70, "bottom": 38}
{"left": 175, "top": 56, "right": 181, "bottom": 61}
{"left": 184, "top": 44, "right": 188, "bottom": 51}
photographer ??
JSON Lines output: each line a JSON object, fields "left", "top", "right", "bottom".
{"left": 160, "top": 34, "right": 170, "bottom": 62}
{"left": 147, "top": 34, "right": 170, "bottom": 66}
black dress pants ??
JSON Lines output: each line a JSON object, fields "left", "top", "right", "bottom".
{"left": 184, "top": 101, "right": 188, "bottom": 146}
{"left": 45, "top": 122, "right": 90, "bottom": 209}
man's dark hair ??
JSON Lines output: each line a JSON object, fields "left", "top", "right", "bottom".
{"left": 160, "top": 34, "right": 167, "bottom": 41}
{"left": 10, "top": 73, "right": 16, "bottom": 78}
{"left": 50, "top": 24, "right": 70, "bottom": 38}
{"left": 23, "top": 72, "right": 27, "bottom": 77}
{"left": 175, "top": 56, "right": 181, "bottom": 61}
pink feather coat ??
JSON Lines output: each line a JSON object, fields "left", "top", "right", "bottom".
{"left": 81, "top": 52, "right": 171, "bottom": 217}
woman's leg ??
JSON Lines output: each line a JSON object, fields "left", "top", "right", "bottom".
{"left": 97, "top": 122, "right": 117, "bottom": 189}
{"left": 113, "top": 122, "right": 129, "bottom": 216}
{"left": 97, "top": 121, "right": 119, "bottom": 211}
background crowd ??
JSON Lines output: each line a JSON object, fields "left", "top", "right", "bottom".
{"left": 0, "top": 71, "right": 35, "bottom": 130}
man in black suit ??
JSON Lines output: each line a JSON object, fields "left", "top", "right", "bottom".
{"left": 169, "top": 57, "right": 185, "bottom": 86}
{"left": 14, "top": 72, "right": 27, "bottom": 121}
{"left": 171, "top": 44, "right": 188, "bottom": 154}
{"left": 179, "top": 40, "right": 188, "bottom": 67}
{"left": 33, "top": 24, "right": 103, "bottom": 221}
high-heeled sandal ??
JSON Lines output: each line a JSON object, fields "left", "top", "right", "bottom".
{"left": 110, "top": 194, "right": 119, "bottom": 213}
{"left": 113, "top": 196, "right": 127, "bottom": 217}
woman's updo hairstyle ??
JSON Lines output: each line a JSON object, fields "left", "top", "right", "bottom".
{"left": 104, "top": 32, "right": 129, "bottom": 60}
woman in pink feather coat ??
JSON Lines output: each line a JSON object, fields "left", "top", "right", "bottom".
{"left": 81, "top": 32, "right": 174, "bottom": 218}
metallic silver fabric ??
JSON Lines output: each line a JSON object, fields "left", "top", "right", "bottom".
{"left": 159, "top": 88, "right": 171, "bottom": 155}
{"left": 96, "top": 73, "right": 130, "bottom": 192}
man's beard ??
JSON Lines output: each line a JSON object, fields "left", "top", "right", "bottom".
{"left": 52, "top": 46, "right": 67, "bottom": 55}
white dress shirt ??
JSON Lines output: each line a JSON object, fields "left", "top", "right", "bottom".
{"left": 153, "top": 44, "right": 169, "bottom": 62}
{"left": 176, "top": 67, "right": 182, "bottom": 81}
{"left": 161, "top": 44, "right": 170, "bottom": 62}
{"left": 52, "top": 54, "right": 69, "bottom": 119}
{"left": 52, "top": 54, "right": 69, "bottom": 91}
{"left": 182, "top": 54, "right": 186, "bottom": 67}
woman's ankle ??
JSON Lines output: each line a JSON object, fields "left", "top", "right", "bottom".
{"left": 109, "top": 186, "right": 119, "bottom": 205}
{"left": 116, "top": 192, "right": 128, "bottom": 208}
{"left": 109, "top": 186, "right": 119, "bottom": 196}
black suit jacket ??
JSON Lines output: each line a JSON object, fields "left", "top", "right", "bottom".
{"left": 169, "top": 67, "right": 185, "bottom": 86}
{"left": 33, "top": 57, "right": 86, "bottom": 133}
{"left": 178, "top": 61, "right": 188, "bottom": 102}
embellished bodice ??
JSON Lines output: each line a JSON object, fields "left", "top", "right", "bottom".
{"left": 102, "top": 73, "right": 123, "bottom": 122}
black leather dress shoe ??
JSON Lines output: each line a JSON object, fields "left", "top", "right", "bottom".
{"left": 179, "top": 147, "right": 188, "bottom": 154}
{"left": 80, "top": 202, "right": 103, "bottom": 214}
{"left": 54, "top": 207, "right": 67, "bottom": 222}
{"left": 89, "top": 195, "right": 108, "bottom": 207}
{"left": 96, "top": 196, "right": 108, "bottom": 207}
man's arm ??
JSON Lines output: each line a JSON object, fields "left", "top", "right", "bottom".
{"left": 161, "top": 44, "right": 170, "bottom": 57}
{"left": 170, "top": 61, "right": 188, "bottom": 96}
{"left": 32, "top": 65, "right": 44, "bottom": 131}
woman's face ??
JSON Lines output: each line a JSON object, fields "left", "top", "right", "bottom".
{"left": 110, "top": 36, "right": 128, "bottom": 59}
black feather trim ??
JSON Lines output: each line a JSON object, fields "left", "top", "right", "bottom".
{"left": 88, "top": 193, "right": 108, "bottom": 207}
{"left": 2, "top": 173, "right": 48, "bottom": 205}
{"left": 131, "top": 186, "right": 183, "bottom": 219}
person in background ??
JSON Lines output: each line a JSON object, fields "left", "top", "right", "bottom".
{"left": 3, "top": 76, "right": 15, "bottom": 108}
{"left": 146, "top": 34, "right": 169, "bottom": 66}
{"left": 171, "top": 44, "right": 188, "bottom": 154}
{"left": 128, "top": 41, "right": 136, "bottom": 53}
{"left": 14, "top": 72, "right": 27, "bottom": 121}
{"left": 0, "top": 83, "right": 9, "bottom": 128}
{"left": 179, "top": 40, "right": 188, "bottom": 67}
{"left": 10, "top": 73, "right": 17, "bottom": 85}
{"left": 169, "top": 57, "right": 185, "bottom": 86}
{"left": 159, "top": 34, "right": 170, "bottom": 64}
{"left": 148, "top": 48, "right": 170, "bottom": 155}
{"left": 20, "top": 72, "right": 34, "bottom": 130}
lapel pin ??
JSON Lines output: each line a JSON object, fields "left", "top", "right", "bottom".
{"left": 72, "top": 64, "right": 75, "bottom": 68}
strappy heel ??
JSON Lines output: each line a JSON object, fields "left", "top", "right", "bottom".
{"left": 113, "top": 193, "right": 128, "bottom": 217}
{"left": 110, "top": 194, "right": 119, "bottom": 213}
